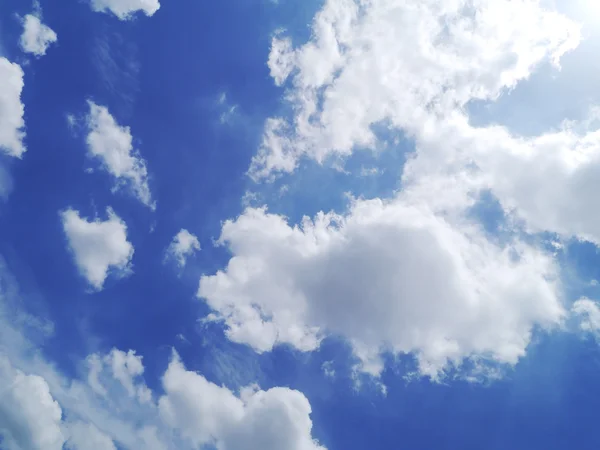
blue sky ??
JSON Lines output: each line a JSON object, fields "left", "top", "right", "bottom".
{"left": 2, "top": 0, "right": 600, "bottom": 449}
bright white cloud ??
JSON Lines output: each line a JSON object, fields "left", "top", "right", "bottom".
{"left": 165, "top": 229, "right": 200, "bottom": 268}
{"left": 90, "top": 0, "right": 160, "bottom": 20}
{"left": 158, "top": 354, "right": 326, "bottom": 450}
{"left": 251, "top": 0, "right": 580, "bottom": 178}
{"left": 20, "top": 14, "right": 57, "bottom": 56}
{"left": 0, "top": 358, "right": 65, "bottom": 450}
{"left": 65, "top": 422, "right": 117, "bottom": 450}
{"left": 199, "top": 196, "right": 564, "bottom": 377}
{"left": 86, "top": 102, "right": 154, "bottom": 209}
{"left": 61, "top": 208, "right": 134, "bottom": 290}
{"left": 0, "top": 58, "right": 26, "bottom": 158}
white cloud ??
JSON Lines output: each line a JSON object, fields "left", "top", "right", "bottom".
{"left": 381, "top": 106, "right": 600, "bottom": 251}
{"left": 251, "top": 0, "right": 580, "bottom": 178}
{"left": 165, "top": 229, "right": 200, "bottom": 268}
{"left": 86, "top": 102, "right": 154, "bottom": 209}
{"left": 0, "top": 260, "right": 171, "bottom": 449}
{"left": 87, "top": 349, "right": 151, "bottom": 403}
{"left": 0, "top": 58, "right": 26, "bottom": 158}
{"left": 572, "top": 298, "right": 600, "bottom": 335}
{"left": 0, "top": 358, "right": 65, "bottom": 450}
{"left": 65, "top": 422, "right": 117, "bottom": 450}
{"left": 268, "top": 34, "right": 295, "bottom": 86}
{"left": 158, "top": 353, "right": 326, "bottom": 450}
{"left": 450, "top": 116, "right": 600, "bottom": 245}
{"left": 20, "top": 14, "right": 57, "bottom": 57}
{"left": 0, "top": 257, "right": 323, "bottom": 450}
{"left": 199, "top": 196, "right": 564, "bottom": 378}
{"left": 90, "top": 0, "right": 160, "bottom": 20}
{"left": 61, "top": 208, "right": 134, "bottom": 291}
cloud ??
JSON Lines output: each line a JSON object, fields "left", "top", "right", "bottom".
{"left": 61, "top": 208, "right": 134, "bottom": 291}
{"left": 20, "top": 13, "right": 57, "bottom": 57}
{"left": 0, "top": 359, "right": 65, "bottom": 450}
{"left": 199, "top": 196, "right": 564, "bottom": 378}
{"left": 251, "top": 0, "right": 580, "bottom": 178}
{"left": 86, "top": 102, "right": 154, "bottom": 209}
{"left": 255, "top": 0, "right": 600, "bottom": 261}
{"left": 158, "top": 353, "right": 326, "bottom": 450}
{"left": 0, "top": 58, "right": 26, "bottom": 158}
{"left": 89, "top": 0, "right": 160, "bottom": 20}
{"left": 0, "top": 259, "right": 168, "bottom": 449}
{"left": 572, "top": 298, "right": 600, "bottom": 335}
{"left": 431, "top": 115, "right": 600, "bottom": 246}
{"left": 165, "top": 229, "right": 200, "bottom": 268}
{"left": 87, "top": 349, "right": 152, "bottom": 403}
{"left": 65, "top": 422, "right": 117, "bottom": 450}
{"left": 0, "top": 258, "right": 323, "bottom": 450}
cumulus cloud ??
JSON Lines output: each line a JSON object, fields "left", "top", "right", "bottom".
{"left": 90, "top": 0, "right": 160, "bottom": 20}
{"left": 0, "top": 358, "right": 65, "bottom": 450}
{"left": 251, "top": 0, "right": 580, "bottom": 178}
{"left": 158, "top": 353, "right": 326, "bottom": 450}
{"left": 61, "top": 208, "right": 134, "bottom": 290}
{"left": 20, "top": 13, "right": 57, "bottom": 56}
{"left": 199, "top": 196, "right": 564, "bottom": 377}
{"left": 86, "top": 102, "right": 154, "bottom": 208}
{"left": 0, "top": 58, "right": 26, "bottom": 158}
{"left": 165, "top": 229, "right": 200, "bottom": 268}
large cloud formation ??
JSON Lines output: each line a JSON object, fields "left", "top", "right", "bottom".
{"left": 199, "top": 197, "right": 564, "bottom": 377}
{"left": 250, "top": 0, "right": 580, "bottom": 178}
{"left": 197, "top": 0, "right": 594, "bottom": 378}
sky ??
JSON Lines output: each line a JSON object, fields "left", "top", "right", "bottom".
{"left": 2, "top": 0, "right": 600, "bottom": 449}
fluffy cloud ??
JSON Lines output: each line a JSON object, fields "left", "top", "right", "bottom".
{"left": 165, "top": 229, "right": 200, "bottom": 268}
{"left": 437, "top": 115, "right": 600, "bottom": 245}
{"left": 0, "top": 262, "right": 167, "bottom": 449}
{"left": 65, "top": 422, "right": 117, "bottom": 450}
{"left": 90, "top": 0, "right": 160, "bottom": 20}
{"left": 0, "top": 358, "right": 65, "bottom": 450}
{"left": 20, "top": 13, "right": 57, "bottom": 56}
{"left": 0, "top": 256, "right": 324, "bottom": 450}
{"left": 0, "top": 58, "right": 26, "bottom": 158}
{"left": 199, "top": 196, "right": 564, "bottom": 377}
{"left": 86, "top": 102, "right": 154, "bottom": 209}
{"left": 251, "top": 0, "right": 580, "bottom": 178}
{"left": 158, "top": 354, "right": 325, "bottom": 450}
{"left": 61, "top": 208, "right": 134, "bottom": 290}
